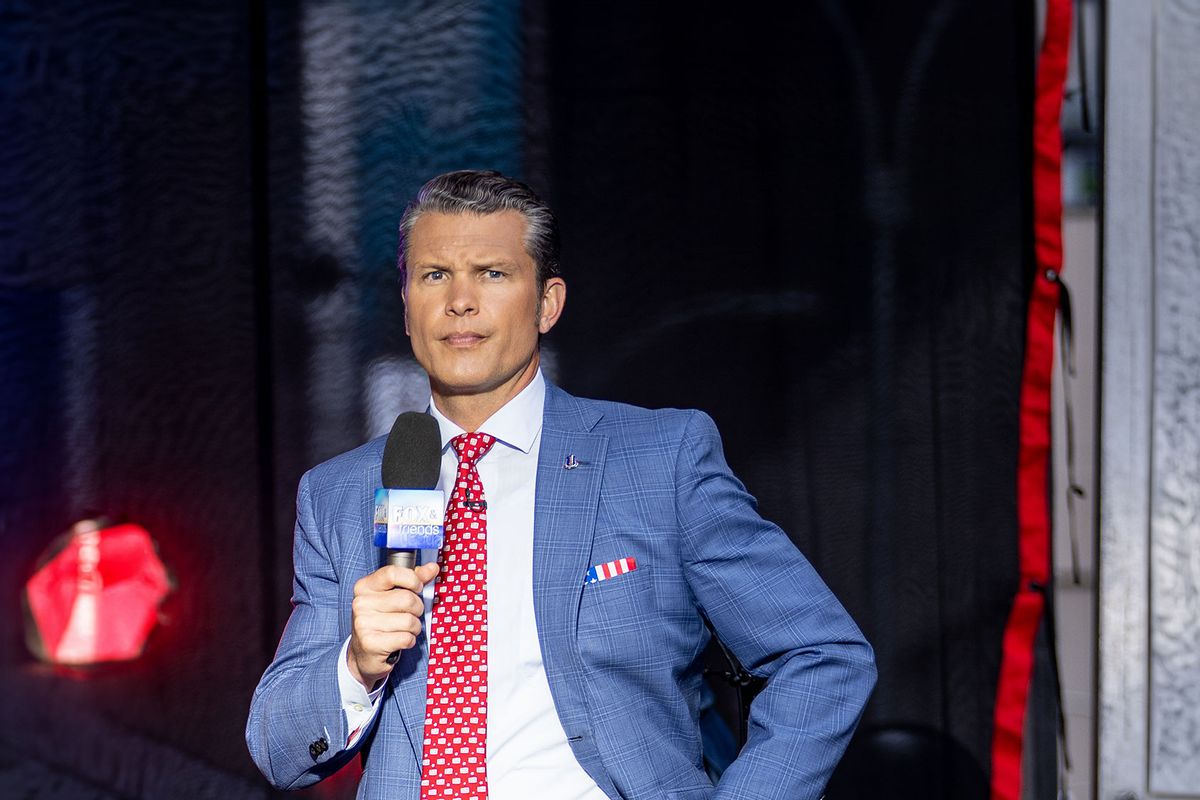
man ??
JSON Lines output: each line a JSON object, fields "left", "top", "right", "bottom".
{"left": 247, "top": 170, "right": 875, "bottom": 800}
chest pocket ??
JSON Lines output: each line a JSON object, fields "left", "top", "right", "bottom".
{"left": 576, "top": 566, "right": 657, "bottom": 664}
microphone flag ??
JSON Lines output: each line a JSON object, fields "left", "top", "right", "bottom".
{"left": 373, "top": 488, "right": 445, "bottom": 550}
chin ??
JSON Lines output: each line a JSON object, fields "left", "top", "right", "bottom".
{"left": 432, "top": 368, "right": 500, "bottom": 395}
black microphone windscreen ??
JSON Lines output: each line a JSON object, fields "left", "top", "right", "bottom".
{"left": 381, "top": 411, "right": 442, "bottom": 489}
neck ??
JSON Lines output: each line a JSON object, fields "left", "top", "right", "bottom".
{"left": 431, "top": 356, "right": 540, "bottom": 432}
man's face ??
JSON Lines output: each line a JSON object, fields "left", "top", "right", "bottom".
{"left": 403, "top": 210, "right": 565, "bottom": 403}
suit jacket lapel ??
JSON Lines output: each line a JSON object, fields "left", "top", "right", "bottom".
{"left": 387, "top": 634, "right": 428, "bottom": 765}
{"left": 376, "top": 384, "right": 609, "bottom": 765}
{"left": 533, "top": 383, "right": 608, "bottom": 736}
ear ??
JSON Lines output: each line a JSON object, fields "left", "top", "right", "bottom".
{"left": 537, "top": 277, "right": 567, "bottom": 334}
{"left": 401, "top": 282, "right": 410, "bottom": 336}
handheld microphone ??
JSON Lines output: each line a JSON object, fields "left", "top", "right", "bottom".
{"left": 376, "top": 412, "right": 443, "bottom": 571}
{"left": 377, "top": 412, "right": 443, "bottom": 666}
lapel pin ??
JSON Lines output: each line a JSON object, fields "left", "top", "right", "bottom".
{"left": 563, "top": 454, "right": 581, "bottom": 470}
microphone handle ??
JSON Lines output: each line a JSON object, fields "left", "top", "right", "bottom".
{"left": 387, "top": 549, "right": 417, "bottom": 569}
{"left": 385, "top": 549, "right": 418, "bottom": 664}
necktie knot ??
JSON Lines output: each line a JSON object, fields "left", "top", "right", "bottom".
{"left": 451, "top": 432, "right": 496, "bottom": 467}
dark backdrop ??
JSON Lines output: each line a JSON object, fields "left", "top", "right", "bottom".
{"left": 0, "top": 2, "right": 1032, "bottom": 798}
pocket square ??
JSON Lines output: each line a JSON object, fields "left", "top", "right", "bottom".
{"left": 585, "top": 556, "right": 637, "bottom": 585}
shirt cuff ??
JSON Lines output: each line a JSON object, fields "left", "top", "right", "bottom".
{"left": 337, "top": 636, "right": 385, "bottom": 746}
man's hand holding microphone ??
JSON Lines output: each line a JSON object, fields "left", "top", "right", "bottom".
{"left": 347, "top": 562, "right": 439, "bottom": 690}
{"left": 350, "top": 412, "right": 446, "bottom": 690}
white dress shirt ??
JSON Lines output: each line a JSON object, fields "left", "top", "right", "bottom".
{"left": 336, "top": 370, "right": 607, "bottom": 800}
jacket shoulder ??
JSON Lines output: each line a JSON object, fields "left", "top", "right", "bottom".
{"left": 592, "top": 399, "right": 698, "bottom": 434}
{"left": 556, "top": 387, "right": 712, "bottom": 444}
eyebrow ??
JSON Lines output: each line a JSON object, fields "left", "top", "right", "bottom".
{"left": 413, "top": 260, "right": 520, "bottom": 270}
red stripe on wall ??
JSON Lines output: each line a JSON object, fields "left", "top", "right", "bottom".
{"left": 989, "top": 1, "right": 1072, "bottom": 798}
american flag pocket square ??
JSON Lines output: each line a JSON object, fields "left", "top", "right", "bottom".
{"left": 584, "top": 557, "right": 637, "bottom": 585}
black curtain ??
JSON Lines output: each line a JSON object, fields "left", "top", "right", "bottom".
{"left": 0, "top": 2, "right": 1036, "bottom": 798}
{"left": 546, "top": 3, "right": 1034, "bottom": 796}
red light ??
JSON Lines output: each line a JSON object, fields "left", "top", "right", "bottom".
{"left": 23, "top": 521, "right": 172, "bottom": 665}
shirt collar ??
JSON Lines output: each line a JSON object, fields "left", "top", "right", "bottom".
{"left": 427, "top": 368, "right": 545, "bottom": 455}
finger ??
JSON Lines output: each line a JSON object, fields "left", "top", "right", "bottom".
{"left": 383, "top": 563, "right": 431, "bottom": 593}
{"left": 355, "top": 565, "right": 399, "bottom": 594}
{"left": 357, "top": 564, "right": 425, "bottom": 594}
{"left": 414, "top": 561, "right": 440, "bottom": 584}
{"left": 353, "top": 589, "right": 426, "bottom": 618}
{"left": 348, "top": 631, "right": 419, "bottom": 685}
{"left": 352, "top": 610, "right": 423, "bottom": 648}
{"left": 358, "top": 613, "right": 423, "bottom": 637}
{"left": 357, "top": 627, "right": 421, "bottom": 658}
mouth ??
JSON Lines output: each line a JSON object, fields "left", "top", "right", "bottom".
{"left": 442, "top": 332, "right": 487, "bottom": 347}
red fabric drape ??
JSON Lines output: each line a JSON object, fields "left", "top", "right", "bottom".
{"left": 989, "top": 1, "right": 1072, "bottom": 798}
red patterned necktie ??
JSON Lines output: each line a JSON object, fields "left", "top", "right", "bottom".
{"left": 421, "top": 431, "right": 495, "bottom": 800}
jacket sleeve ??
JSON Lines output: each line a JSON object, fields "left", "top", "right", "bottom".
{"left": 675, "top": 411, "right": 876, "bottom": 800}
{"left": 246, "top": 469, "right": 374, "bottom": 789}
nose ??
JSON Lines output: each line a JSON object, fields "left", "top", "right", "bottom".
{"left": 445, "top": 275, "right": 478, "bottom": 316}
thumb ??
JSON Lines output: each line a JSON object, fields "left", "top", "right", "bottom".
{"left": 415, "top": 561, "right": 440, "bottom": 585}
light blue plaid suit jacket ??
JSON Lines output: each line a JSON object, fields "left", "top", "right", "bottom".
{"left": 247, "top": 381, "right": 876, "bottom": 799}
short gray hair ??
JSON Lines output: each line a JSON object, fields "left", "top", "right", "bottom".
{"left": 396, "top": 170, "right": 561, "bottom": 292}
